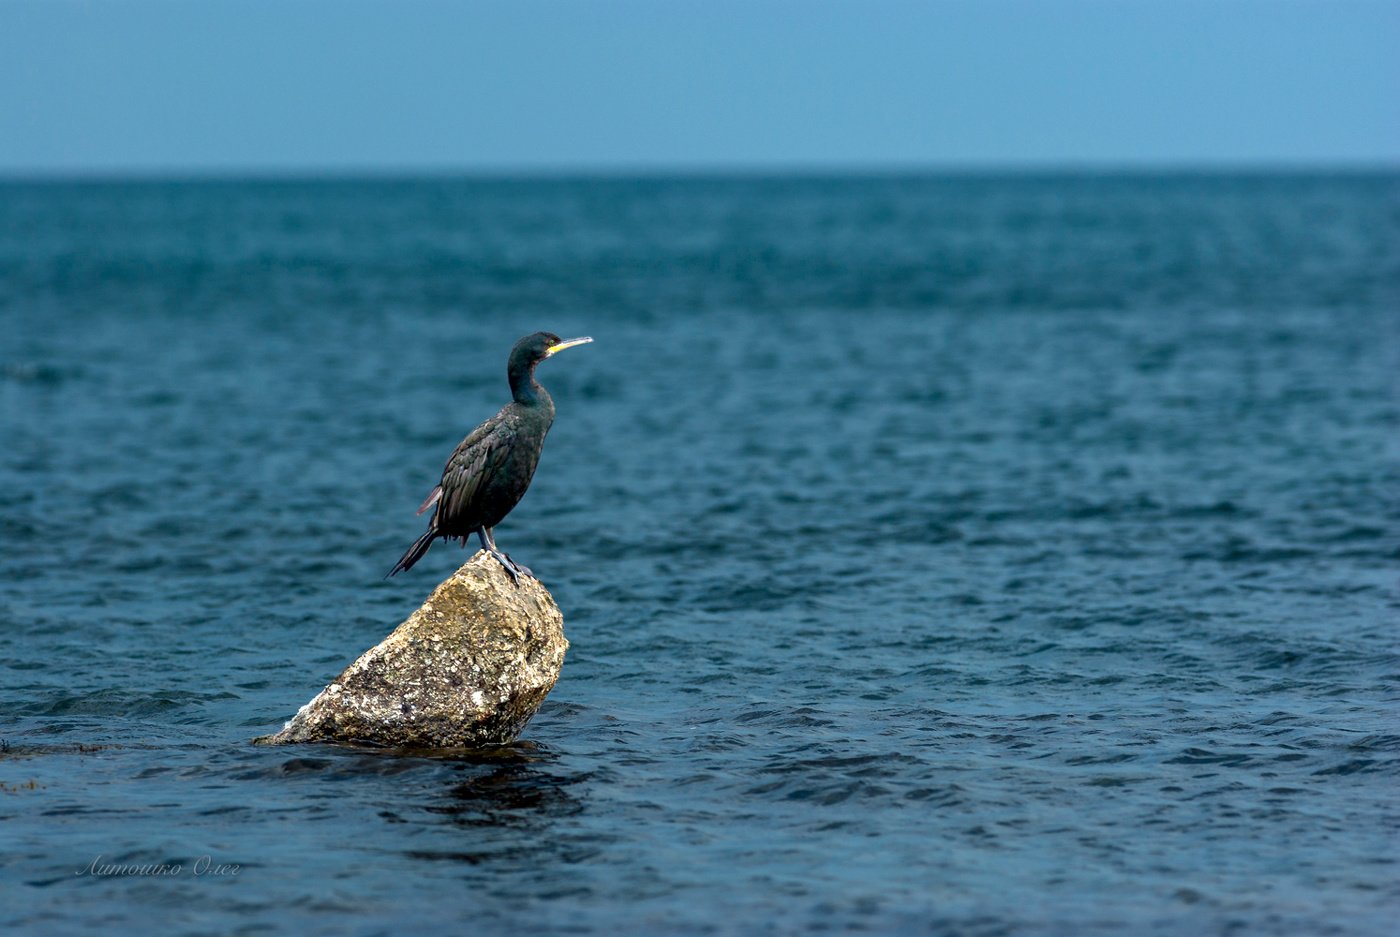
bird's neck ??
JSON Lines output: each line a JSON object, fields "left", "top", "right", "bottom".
{"left": 509, "top": 365, "right": 553, "bottom": 410}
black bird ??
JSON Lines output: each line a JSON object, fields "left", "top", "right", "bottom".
{"left": 388, "top": 331, "right": 593, "bottom": 582}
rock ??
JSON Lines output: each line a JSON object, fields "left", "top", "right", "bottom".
{"left": 256, "top": 551, "right": 567, "bottom": 749}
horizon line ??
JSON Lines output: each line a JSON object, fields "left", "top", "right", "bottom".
{"left": 2, "top": 158, "right": 1398, "bottom": 185}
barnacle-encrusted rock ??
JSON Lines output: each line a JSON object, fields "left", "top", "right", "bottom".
{"left": 256, "top": 551, "right": 567, "bottom": 748}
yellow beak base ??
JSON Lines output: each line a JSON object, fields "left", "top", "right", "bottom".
{"left": 545, "top": 336, "right": 593, "bottom": 356}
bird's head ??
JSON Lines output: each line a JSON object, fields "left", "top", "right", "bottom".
{"left": 507, "top": 333, "right": 593, "bottom": 398}
{"left": 511, "top": 331, "right": 593, "bottom": 369}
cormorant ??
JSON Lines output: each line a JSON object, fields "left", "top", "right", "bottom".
{"left": 388, "top": 331, "right": 592, "bottom": 582}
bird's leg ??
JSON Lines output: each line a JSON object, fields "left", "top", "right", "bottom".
{"left": 477, "top": 527, "right": 532, "bottom": 584}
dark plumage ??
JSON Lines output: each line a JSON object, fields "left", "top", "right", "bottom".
{"left": 388, "top": 331, "right": 592, "bottom": 582}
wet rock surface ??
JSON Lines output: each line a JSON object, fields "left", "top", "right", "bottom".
{"left": 257, "top": 552, "right": 567, "bottom": 749}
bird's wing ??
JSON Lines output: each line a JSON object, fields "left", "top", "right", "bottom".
{"left": 415, "top": 486, "right": 441, "bottom": 516}
{"left": 436, "top": 416, "right": 511, "bottom": 527}
{"left": 416, "top": 418, "right": 493, "bottom": 517}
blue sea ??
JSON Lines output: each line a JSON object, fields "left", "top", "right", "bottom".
{"left": 2, "top": 172, "right": 1397, "bottom": 935}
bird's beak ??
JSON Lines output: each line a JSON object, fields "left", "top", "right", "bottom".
{"left": 545, "top": 336, "right": 593, "bottom": 357}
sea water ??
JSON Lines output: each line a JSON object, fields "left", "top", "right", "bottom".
{"left": 1, "top": 173, "right": 1397, "bottom": 934}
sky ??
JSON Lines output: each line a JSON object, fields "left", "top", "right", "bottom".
{"left": 0, "top": 0, "right": 1396, "bottom": 175}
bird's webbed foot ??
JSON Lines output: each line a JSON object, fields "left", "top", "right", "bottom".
{"left": 488, "top": 549, "right": 533, "bottom": 585}
{"left": 478, "top": 528, "right": 533, "bottom": 585}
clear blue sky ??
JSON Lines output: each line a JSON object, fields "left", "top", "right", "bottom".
{"left": 1, "top": 0, "right": 1396, "bottom": 174}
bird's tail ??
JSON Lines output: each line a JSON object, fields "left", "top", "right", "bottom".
{"left": 387, "top": 528, "right": 437, "bottom": 578}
